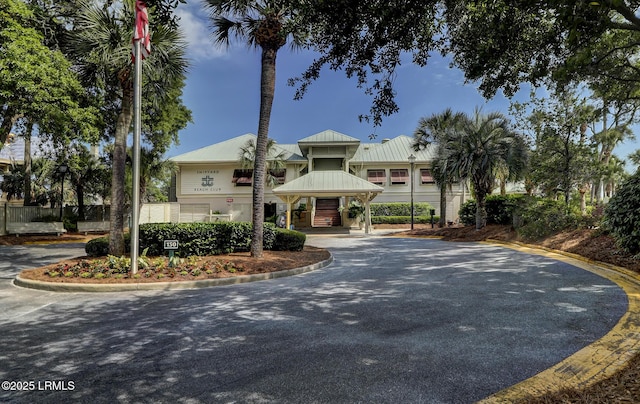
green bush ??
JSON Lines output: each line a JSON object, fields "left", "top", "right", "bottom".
{"left": 515, "top": 198, "right": 581, "bottom": 240}
{"left": 459, "top": 194, "right": 524, "bottom": 227}
{"left": 86, "top": 222, "right": 295, "bottom": 257}
{"left": 370, "top": 202, "right": 434, "bottom": 217}
{"left": 604, "top": 171, "right": 640, "bottom": 254}
{"left": 63, "top": 213, "right": 78, "bottom": 232}
{"left": 85, "top": 233, "right": 131, "bottom": 256}
{"left": 371, "top": 215, "right": 439, "bottom": 224}
{"left": 459, "top": 201, "right": 476, "bottom": 226}
{"left": 272, "top": 228, "right": 306, "bottom": 251}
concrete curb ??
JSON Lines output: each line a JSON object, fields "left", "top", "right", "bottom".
{"left": 13, "top": 255, "right": 334, "bottom": 293}
{"left": 476, "top": 240, "right": 640, "bottom": 402}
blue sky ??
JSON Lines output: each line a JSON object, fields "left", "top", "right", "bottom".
{"left": 170, "top": 2, "right": 639, "bottom": 169}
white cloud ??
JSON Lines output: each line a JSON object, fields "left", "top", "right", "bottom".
{"left": 176, "top": 3, "right": 225, "bottom": 62}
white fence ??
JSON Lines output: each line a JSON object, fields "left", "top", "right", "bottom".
{"left": 0, "top": 202, "right": 229, "bottom": 235}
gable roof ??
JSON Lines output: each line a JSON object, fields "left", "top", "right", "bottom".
{"left": 297, "top": 129, "right": 360, "bottom": 145}
{"left": 273, "top": 170, "right": 383, "bottom": 196}
{"left": 350, "top": 135, "right": 435, "bottom": 163}
{"left": 170, "top": 134, "right": 304, "bottom": 163}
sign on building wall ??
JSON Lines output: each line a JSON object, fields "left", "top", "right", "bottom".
{"left": 181, "top": 168, "right": 227, "bottom": 195}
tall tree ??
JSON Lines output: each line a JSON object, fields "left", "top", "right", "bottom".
{"left": 442, "top": 110, "right": 528, "bottom": 229}
{"left": 444, "top": 1, "right": 640, "bottom": 98}
{"left": 69, "top": 0, "right": 188, "bottom": 255}
{"left": 512, "top": 88, "right": 598, "bottom": 208}
{"left": 204, "top": 0, "right": 305, "bottom": 258}
{"left": 65, "top": 143, "right": 107, "bottom": 221}
{"left": 125, "top": 146, "right": 177, "bottom": 206}
{"left": 0, "top": 0, "right": 97, "bottom": 151}
{"left": 413, "top": 108, "right": 466, "bottom": 227}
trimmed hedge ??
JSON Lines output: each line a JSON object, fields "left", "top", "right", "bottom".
{"left": 85, "top": 222, "right": 303, "bottom": 257}
{"left": 371, "top": 215, "right": 439, "bottom": 225}
{"left": 370, "top": 202, "right": 434, "bottom": 217}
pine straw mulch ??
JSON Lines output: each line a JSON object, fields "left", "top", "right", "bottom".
{"left": 17, "top": 246, "right": 331, "bottom": 284}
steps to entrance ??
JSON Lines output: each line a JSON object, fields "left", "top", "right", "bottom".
{"left": 314, "top": 198, "right": 342, "bottom": 227}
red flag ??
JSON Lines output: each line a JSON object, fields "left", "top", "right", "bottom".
{"left": 133, "top": 0, "right": 151, "bottom": 60}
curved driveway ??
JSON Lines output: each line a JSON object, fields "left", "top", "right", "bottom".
{"left": 0, "top": 237, "right": 628, "bottom": 403}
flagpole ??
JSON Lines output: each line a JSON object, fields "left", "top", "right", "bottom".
{"left": 131, "top": 30, "right": 142, "bottom": 275}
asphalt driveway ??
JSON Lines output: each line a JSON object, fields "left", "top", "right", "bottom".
{"left": 0, "top": 236, "right": 628, "bottom": 403}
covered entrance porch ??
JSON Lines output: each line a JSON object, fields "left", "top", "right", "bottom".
{"left": 272, "top": 171, "right": 384, "bottom": 234}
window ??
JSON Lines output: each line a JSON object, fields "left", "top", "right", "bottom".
{"left": 367, "top": 169, "right": 386, "bottom": 185}
{"left": 420, "top": 169, "right": 435, "bottom": 184}
{"left": 390, "top": 169, "right": 409, "bottom": 185}
{"left": 269, "top": 169, "right": 286, "bottom": 185}
{"left": 232, "top": 169, "right": 253, "bottom": 186}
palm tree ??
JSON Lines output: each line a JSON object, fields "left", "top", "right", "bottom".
{"left": 443, "top": 109, "right": 528, "bottom": 229}
{"left": 238, "top": 138, "right": 286, "bottom": 187}
{"left": 125, "top": 146, "right": 177, "bottom": 205}
{"left": 204, "top": 0, "right": 305, "bottom": 258}
{"left": 69, "top": 0, "right": 187, "bottom": 255}
{"left": 413, "top": 108, "right": 466, "bottom": 227}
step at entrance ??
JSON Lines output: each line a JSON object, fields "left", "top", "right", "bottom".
{"left": 314, "top": 198, "right": 342, "bottom": 227}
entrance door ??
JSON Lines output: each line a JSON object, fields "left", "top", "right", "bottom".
{"left": 314, "top": 198, "right": 342, "bottom": 227}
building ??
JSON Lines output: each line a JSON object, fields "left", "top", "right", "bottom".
{"left": 170, "top": 130, "right": 468, "bottom": 232}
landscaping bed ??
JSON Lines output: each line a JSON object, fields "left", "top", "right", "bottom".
{"left": 18, "top": 246, "right": 331, "bottom": 283}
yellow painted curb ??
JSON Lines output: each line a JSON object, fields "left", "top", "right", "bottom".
{"left": 478, "top": 240, "right": 640, "bottom": 403}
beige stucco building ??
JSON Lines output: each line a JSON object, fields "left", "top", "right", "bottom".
{"left": 170, "top": 130, "right": 468, "bottom": 231}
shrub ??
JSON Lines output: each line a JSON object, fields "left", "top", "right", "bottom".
{"left": 272, "top": 228, "right": 306, "bottom": 251}
{"left": 604, "top": 171, "right": 640, "bottom": 254}
{"left": 459, "top": 200, "right": 476, "bottom": 226}
{"left": 85, "top": 233, "right": 131, "bottom": 256}
{"left": 459, "top": 194, "right": 524, "bottom": 227}
{"left": 135, "top": 222, "right": 298, "bottom": 257}
{"left": 515, "top": 198, "right": 581, "bottom": 240}
{"left": 370, "top": 202, "right": 434, "bottom": 217}
{"left": 371, "top": 215, "right": 439, "bottom": 224}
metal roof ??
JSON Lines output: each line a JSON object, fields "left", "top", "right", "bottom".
{"left": 297, "top": 129, "right": 361, "bottom": 144}
{"left": 273, "top": 170, "right": 384, "bottom": 196}
{"left": 349, "top": 135, "right": 435, "bottom": 163}
{"left": 170, "top": 134, "right": 305, "bottom": 163}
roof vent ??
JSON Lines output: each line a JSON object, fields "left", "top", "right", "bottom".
{"left": 381, "top": 138, "right": 390, "bottom": 144}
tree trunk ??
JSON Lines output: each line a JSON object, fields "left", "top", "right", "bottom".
{"left": 109, "top": 82, "right": 133, "bottom": 256}
{"left": 0, "top": 109, "right": 19, "bottom": 150}
{"left": 251, "top": 47, "right": 278, "bottom": 258}
{"left": 475, "top": 192, "right": 487, "bottom": 230}
{"left": 76, "top": 182, "right": 86, "bottom": 221}
{"left": 23, "top": 123, "right": 33, "bottom": 206}
{"left": 439, "top": 183, "right": 446, "bottom": 227}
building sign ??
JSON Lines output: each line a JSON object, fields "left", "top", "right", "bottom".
{"left": 181, "top": 168, "right": 224, "bottom": 194}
